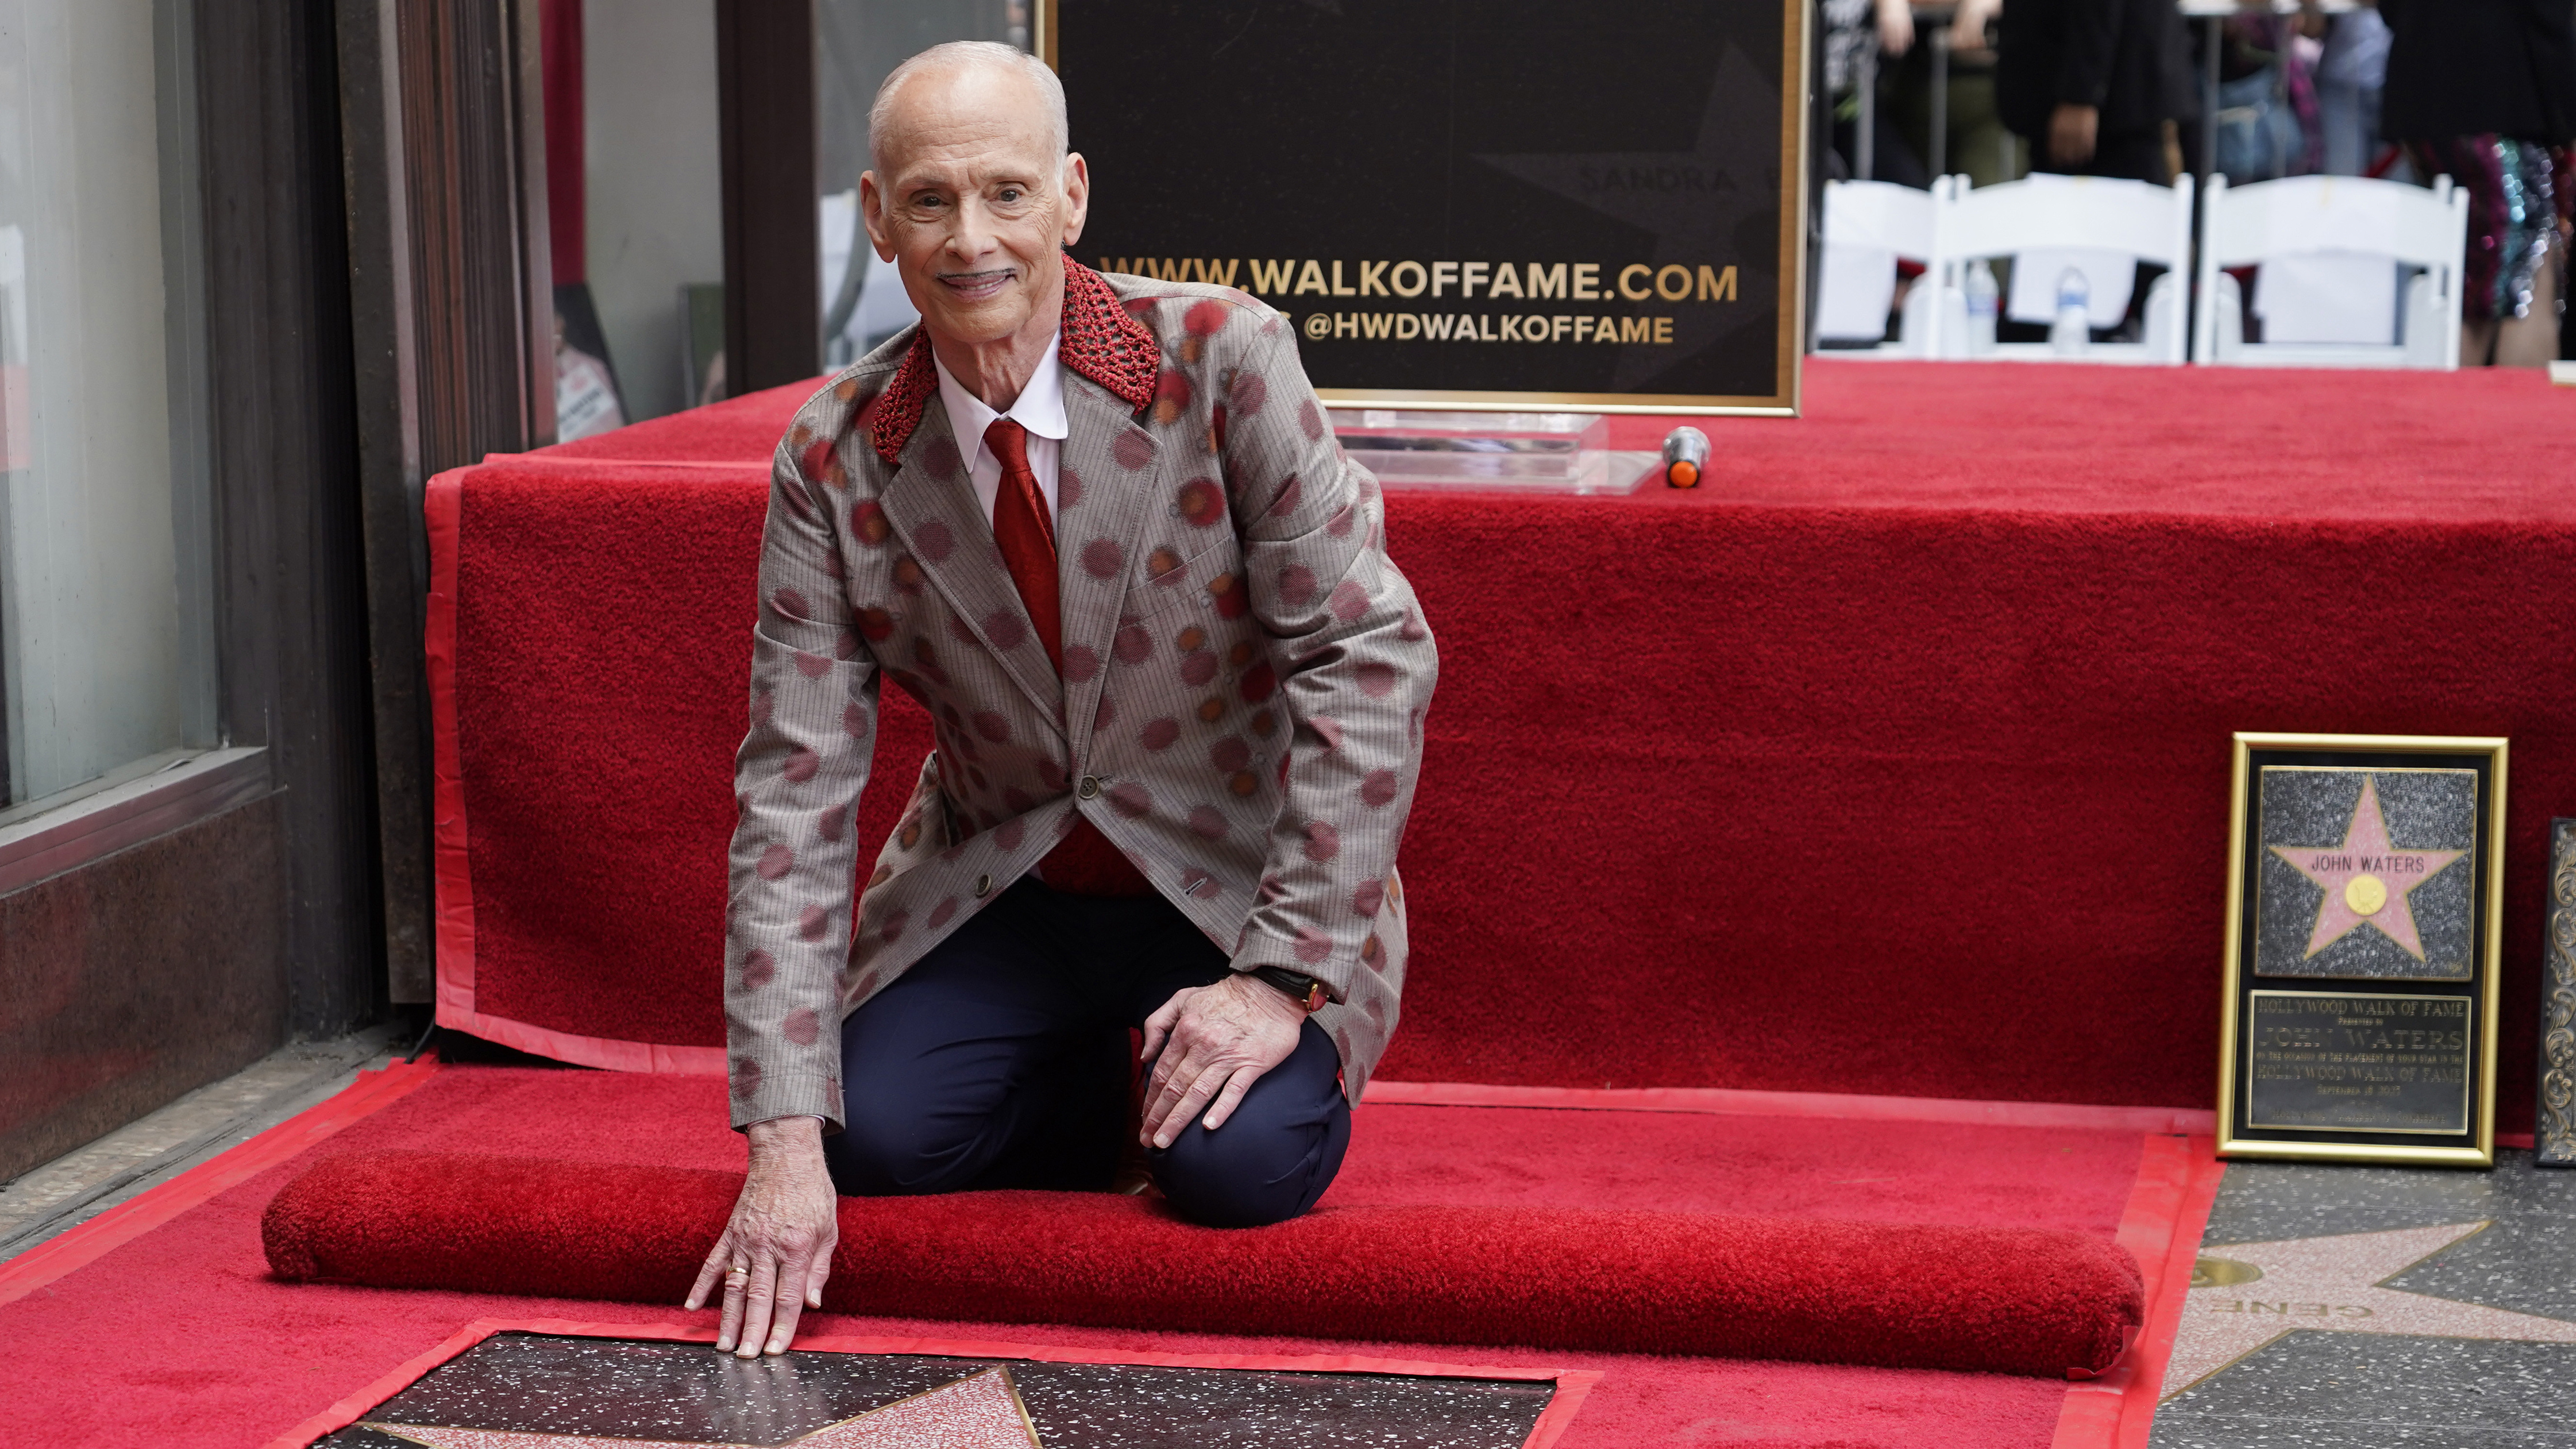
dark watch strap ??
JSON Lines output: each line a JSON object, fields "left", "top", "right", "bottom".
{"left": 1250, "top": 965, "right": 1331, "bottom": 1013}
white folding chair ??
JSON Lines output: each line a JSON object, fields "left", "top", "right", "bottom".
{"left": 1816, "top": 180, "right": 1940, "bottom": 354}
{"left": 2192, "top": 174, "right": 2467, "bottom": 370}
{"left": 1926, "top": 172, "right": 2196, "bottom": 364}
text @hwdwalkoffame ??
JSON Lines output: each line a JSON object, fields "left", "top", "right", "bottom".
{"left": 1100, "top": 257, "right": 1744, "bottom": 345}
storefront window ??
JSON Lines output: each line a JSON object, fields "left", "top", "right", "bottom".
{"left": 558, "top": 1, "right": 1020, "bottom": 429}
{"left": 0, "top": 0, "right": 215, "bottom": 812}
{"left": 815, "top": 0, "right": 1024, "bottom": 366}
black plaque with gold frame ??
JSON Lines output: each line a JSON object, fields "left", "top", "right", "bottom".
{"left": 2218, "top": 733, "right": 2507, "bottom": 1166}
{"left": 1039, "top": 0, "right": 1808, "bottom": 415}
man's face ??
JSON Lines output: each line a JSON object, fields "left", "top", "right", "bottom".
{"left": 860, "top": 64, "right": 1089, "bottom": 349}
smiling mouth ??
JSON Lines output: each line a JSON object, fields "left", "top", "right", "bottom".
{"left": 937, "top": 269, "right": 1016, "bottom": 302}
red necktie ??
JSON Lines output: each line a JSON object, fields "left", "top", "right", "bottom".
{"left": 986, "top": 420, "right": 1062, "bottom": 673}
{"left": 984, "top": 419, "right": 1152, "bottom": 896}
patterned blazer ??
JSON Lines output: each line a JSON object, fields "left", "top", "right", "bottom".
{"left": 723, "top": 260, "right": 1438, "bottom": 1131}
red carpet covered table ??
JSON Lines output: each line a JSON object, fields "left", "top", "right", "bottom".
{"left": 434, "top": 359, "right": 2576, "bottom": 1132}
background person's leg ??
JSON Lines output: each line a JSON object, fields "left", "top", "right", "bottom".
{"left": 2495, "top": 248, "right": 2561, "bottom": 368}
{"left": 2087, "top": 128, "right": 2169, "bottom": 184}
{"left": 1146, "top": 1018, "right": 1351, "bottom": 1228}
{"left": 823, "top": 883, "right": 1123, "bottom": 1196}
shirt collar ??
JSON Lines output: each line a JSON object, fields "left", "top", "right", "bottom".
{"left": 867, "top": 262, "right": 1153, "bottom": 464}
{"left": 932, "top": 331, "right": 1069, "bottom": 449}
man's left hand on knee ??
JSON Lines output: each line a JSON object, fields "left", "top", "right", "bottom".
{"left": 1139, "top": 973, "right": 1307, "bottom": 1149}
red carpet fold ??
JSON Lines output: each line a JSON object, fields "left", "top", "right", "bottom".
{"left": 261, "top": 1150, "right": 2143, "bottom": 1378}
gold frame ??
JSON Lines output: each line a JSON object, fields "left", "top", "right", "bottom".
{"left": 1032, "top": 0, "right": 1808, "bottom": 417}
{"left": 2217, "top": 732, "right": 2507, "bottom": 1166}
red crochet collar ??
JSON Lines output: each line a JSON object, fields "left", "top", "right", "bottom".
{"left": 1055, "top": 257, "right": 1162, "bottom": 407}
{"left": 866, "top": 258, "right": 1162, "bottom": 464}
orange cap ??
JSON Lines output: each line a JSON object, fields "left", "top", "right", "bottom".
{"left": 1668, "top": 460, "right": 1700, "bottom": 488}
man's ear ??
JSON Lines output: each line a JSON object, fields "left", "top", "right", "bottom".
{"left": 1059, "top": 153, "right": 1090, "bottom": 249}
{"left": 858, "top": 172, "right": 897, "bottom": 262}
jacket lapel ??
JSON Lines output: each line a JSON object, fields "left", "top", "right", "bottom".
{"left": 876, "top": 397, "right": 1067, "bottom": 736}
{"left": 1055, "top": 373, "right": 1162, "bottom": 774}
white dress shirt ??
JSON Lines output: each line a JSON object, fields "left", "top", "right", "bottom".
{"left": 932, "top": 332, "right": 1069, "bottom": 528}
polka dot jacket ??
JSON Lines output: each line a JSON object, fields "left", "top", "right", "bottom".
{"left": 724, "top": 260, "right": 1439, "bottom": 1130}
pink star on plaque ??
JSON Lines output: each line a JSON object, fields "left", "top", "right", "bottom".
{"left": 374, "top": 1365, "right": 1044, "bottom": 1449}
{"left": 2269, "top": 775, "right": 2463, "bottom": 961}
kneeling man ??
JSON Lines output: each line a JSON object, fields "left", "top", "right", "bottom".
{"left": 688, "top": 41, "right": 1437, "bottom": 1357}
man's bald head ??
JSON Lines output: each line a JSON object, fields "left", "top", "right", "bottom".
{"left": 858, "top": 41, "right": 1089, "bottom": 382}
{"left": 868, "top": 41, "right": 1067, "bottom": 175}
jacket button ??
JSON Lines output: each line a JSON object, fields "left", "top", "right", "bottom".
{"left": 1077, "top": 775, "right": 1100, "bottom": 799}
{"left": 974, "top": 873, "right": 993, "bottom": 898}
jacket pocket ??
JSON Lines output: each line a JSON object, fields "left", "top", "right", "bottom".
{"left": 1125, "top": 537, "right": 1244, "bottom": 626}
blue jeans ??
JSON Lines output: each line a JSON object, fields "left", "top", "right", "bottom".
{"left": 822, "top": 878, "right": 1351, "bottom": 1227}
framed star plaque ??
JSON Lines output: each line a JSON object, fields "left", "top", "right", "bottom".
{"left": 1042, "top": 0, "right": 1808, "bottom": 415}
{"left": 2217, "top": 733, "right": 2508, "bottom": 1166}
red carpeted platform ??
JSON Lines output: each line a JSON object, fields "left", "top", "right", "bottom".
{"left": 0, "top": 1063, "right": 2216, "bottom": 1448}
{"left": 436, "top": 359, "right": 2576, "bottom": 1131}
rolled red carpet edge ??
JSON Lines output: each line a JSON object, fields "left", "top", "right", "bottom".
{"left": 261, "top": 1151, "right": 2142, "bottom": 1378}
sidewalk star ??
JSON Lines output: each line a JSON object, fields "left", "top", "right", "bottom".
{"left": 2165, "top": 1221, "right": 2576, "bottom": 1398}
{"left": 373, "top": 1364, "right": 1044, "bottom": 1449}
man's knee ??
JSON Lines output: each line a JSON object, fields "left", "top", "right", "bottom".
{"left": 826, "top": 1034, "right": 1128, "bottom": 1196}
{"left": 821, "top": 1103, "right": 990, "bottom": 1196}
{"left": 1152, "top": 1023, "right": 1350, "bottom": 1228}
{"left": 825, "top": 909, "right": 1056, "bottom": 1197}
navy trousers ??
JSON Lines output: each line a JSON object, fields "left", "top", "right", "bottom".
{"left": 823, "top": 878, "right": 1351, "bottom": 1227}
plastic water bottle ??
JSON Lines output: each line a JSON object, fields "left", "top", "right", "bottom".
{"left": 1965, "top": 260, "right": 2000, "bottom": 356}
{"left": 2049, "top": 267, "right": 2091, "bottom": 356}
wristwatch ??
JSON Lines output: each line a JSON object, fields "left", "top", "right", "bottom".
{"left": 1250, "top": 965, "right": 1331, "bottom": 1013}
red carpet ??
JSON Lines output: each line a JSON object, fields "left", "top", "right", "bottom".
{"left": 434, "top": 360, "right": 2576, "bottom": 1127}
{"left": 262, "top": 1152, "right": 2142, "bottom": 1377}
{"left": 0, "top": 1063, "right": 2206, "bottom": 1448}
